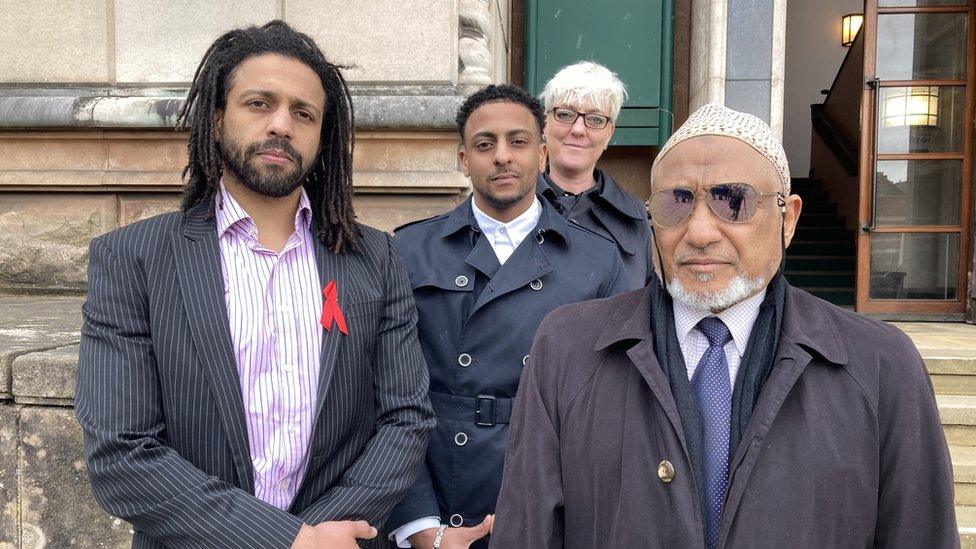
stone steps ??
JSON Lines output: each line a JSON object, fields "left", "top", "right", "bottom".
{"left": 928, "top": 351, "right": 976, "bottom": 543}
{"left": 959, "top": 506, "right": 976, "bottom": 548}
{"left": 930, "top": 356, "right": 976, "bottom": 396}
{"left": 951, "top": 445, "right": 976, "bottom": 506}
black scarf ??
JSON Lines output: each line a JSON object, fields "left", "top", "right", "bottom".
{"left": 648, "top": 273, "right": 786, "bottom": 531}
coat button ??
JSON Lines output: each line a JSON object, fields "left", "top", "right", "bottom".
{"left": 458, "top": 353, "right": 472, "bottom": 367}
{"left": 449, "top": 514, "right": 464, "bottom": 527}
{"left": 529, "top": 278, "right": 543, "bottom": 291}
{"left": 455, "top": 275, "right": 469, "bottom": 287}
{"left": 658, "top": 460, "right": 675, "bottom": 483}
{"left": 454, "top": 432, "right": 468, "bottom": 446}
{"left": 522, "top": 355, "right": 529, "bottom": 366}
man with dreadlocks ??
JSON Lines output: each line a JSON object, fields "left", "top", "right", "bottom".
{"left": 76, "top": 21, "right": 434, "bottom": 549}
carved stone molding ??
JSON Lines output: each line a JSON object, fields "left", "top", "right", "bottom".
{"left": 458, "top": 0, "right": 493, "bottom": 93}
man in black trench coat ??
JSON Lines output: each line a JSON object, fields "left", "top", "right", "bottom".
{"left": 490, "top": 103, "right": 958, "bottom": 548}
{"left": 386, "top": 85, "right": 626, "bottom": 548}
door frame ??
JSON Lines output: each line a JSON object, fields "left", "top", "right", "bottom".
{"left": 855, "top": 0, "right": 975, "bottom": 314}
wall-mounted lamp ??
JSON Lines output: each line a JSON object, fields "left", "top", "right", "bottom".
{"left": 881, "top": 86, "right": 940, "bottom": 127}
{"left": 842, "top": 13, "right": 863, "bottom": 47}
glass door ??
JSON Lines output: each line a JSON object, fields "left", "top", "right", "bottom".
{"left": 857, "top": 0, "right": 974, "bottom": 314}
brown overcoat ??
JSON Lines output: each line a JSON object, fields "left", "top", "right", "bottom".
{"left": 490, "top": 285, "right": 958, "bottom": 548}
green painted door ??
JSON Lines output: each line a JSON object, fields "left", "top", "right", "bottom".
{"left": 524, "top": 0, "right": 674, "bottom": 146}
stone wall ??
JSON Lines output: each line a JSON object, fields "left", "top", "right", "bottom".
{"left": 0, "top": 0, "right": 514, "bottom": 292}
{"left": 0, "top": 2, "right": 510, "bottom": 545}
{"left": 0, "top": 296, "right": 134, "bottom": 548}
{"left": 0, "top": 129, "right": 466, "bottom": 292}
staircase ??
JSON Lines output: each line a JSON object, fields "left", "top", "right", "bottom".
{"left": 785, "top": 177, "right": 855, "bottom": 306}
{"left": 899, "top": 322, "right": 976, "bottom": 546}
{"left": 936, "top": 363, "right": 976, "bottom": 546}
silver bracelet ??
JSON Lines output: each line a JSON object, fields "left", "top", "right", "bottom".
{"left": 432, "top": 524, "right": 448, "bottom": 549}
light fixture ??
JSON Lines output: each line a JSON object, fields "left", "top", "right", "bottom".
{"left": 881, "top": 86, "right": 940, "bottom": 127}
{"left": 842, "top": 13, "right": 863, "bottom": 47}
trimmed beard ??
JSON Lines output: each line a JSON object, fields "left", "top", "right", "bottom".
{"left": 477, "top": 183, "right": 533, "bottom": 210}
{"left": 667, "top": 273, "right": 767, "bottom": 313}
{"left": 219, "top": 136, "right": 308, "bottom": 198}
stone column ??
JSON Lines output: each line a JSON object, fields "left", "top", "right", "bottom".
{"left": 458, "top": 0, "right": 493, "bottom": 94}
{"left": 689, "top": 0, "right": 728, "bottom": 111}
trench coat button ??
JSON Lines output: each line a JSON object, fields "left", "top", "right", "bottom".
{"left": 449, "top": 514, "right": 464, "bottom": 527}
{"left": 455, "top": 275, "right": 469, "bottom": 287}
{"left": 529, "top": 278, "right": 543, "bottom": 291}
{"left": 458, "top": 353, "right": 472, "bottom": 367}
{"left": 454, "top": 432, "right": 468, "bottom": 446}
{"left": 522, "top": 355, "right": 530, "bottom": 366}
{"left": 658, "top": 460, "right": 675, "bottom": 483}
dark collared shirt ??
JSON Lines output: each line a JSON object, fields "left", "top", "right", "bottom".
{"left": 538, "top": 168, "right": 654, "bottom": 290}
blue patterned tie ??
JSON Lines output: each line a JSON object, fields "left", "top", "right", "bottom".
{"left": 692, "top": 317, "right": 733, "bottom": 549}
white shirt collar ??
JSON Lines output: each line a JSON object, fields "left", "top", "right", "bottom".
{"left": 470, "top": 196, "right": 542, "bottom": 260}
{"left": 672, "top": 288, "right": 767, "bottom": 357}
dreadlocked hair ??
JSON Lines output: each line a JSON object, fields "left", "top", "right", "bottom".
{"left": 177, "top": 20, "right": 359, "bottom": 253}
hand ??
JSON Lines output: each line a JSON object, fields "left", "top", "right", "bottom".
{"left": 408, "top": 515, "right": 494, "bottom": 549}
{"left": 291, "top": 521, "right": 377, "bottom": 549}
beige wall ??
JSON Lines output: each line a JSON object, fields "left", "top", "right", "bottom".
{"left": 0, "top": 0, "right": 462, "bottom": 86}
{"left": 783, "top": 0, "right": 862, "bottom": 177}
{"left": 0, "top": 130, "right": 467, "bottom": 291}
{"left": 0, "top": 1, "right": 527, "bottom": 291}
{"left": 0, "top": 0, "right": 517, "bottom": 88}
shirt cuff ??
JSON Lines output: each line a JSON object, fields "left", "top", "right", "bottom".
{"left": 390, "top": 516, "right": 442, "bottom": 548}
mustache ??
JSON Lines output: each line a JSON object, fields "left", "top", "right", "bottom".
{"left": 673, "top": 247, "right": 739, "bottom": 265}
{"left": 244, "top": 138, "right": 302, "bottom": 164}
{"left": 489, "top": 169, "right": 521, "bottom": 180}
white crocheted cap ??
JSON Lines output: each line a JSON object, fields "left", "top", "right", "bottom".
{"left": 654, "top": 103, "right": 791, "bottom": 194}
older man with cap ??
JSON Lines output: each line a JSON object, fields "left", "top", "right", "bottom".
{"left": 489, "top": 104, "right": 958, "bottom": 549}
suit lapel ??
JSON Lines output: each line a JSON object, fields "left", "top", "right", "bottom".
{"left": 171, "top": 202, "right": 255, "bottom": 492}
{"left": 312, "top": 234, "right": 346, "bottom": 422}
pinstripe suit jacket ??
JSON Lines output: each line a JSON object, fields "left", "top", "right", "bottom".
{"left": 76, "top": 201, "right": 434, "bottom": 549}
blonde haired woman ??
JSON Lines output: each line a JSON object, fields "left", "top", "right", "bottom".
{"left": 537, "top": 61, "right": 653, "bottom": 289}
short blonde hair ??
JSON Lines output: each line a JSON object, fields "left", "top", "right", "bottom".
{"left": 539, "top": 61, "right": 628, "bottom": 122}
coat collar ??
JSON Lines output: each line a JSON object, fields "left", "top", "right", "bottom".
{"left": 779, "top": 285, "right": 849, "bottom": 366}
{"left": 538, "top": 168, "right": 646, "bottom": 221}
{"left": 594, "top": 287, "right": 654, "bottom": 351}
{"left": 440, "top": 195, "right": 571, "bottom": 245}
{"left": 593, "top": 281, "right": 850, "bottom": 367}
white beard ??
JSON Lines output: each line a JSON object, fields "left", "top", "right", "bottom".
{"left": 667, "top": 273, "right": 766, "bottom": 313}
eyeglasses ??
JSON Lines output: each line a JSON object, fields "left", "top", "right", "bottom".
{"left": 647, "top": 183, "right": 785, "bottom": 228}
{"left": 550, "top": 107, "right": 613, "bottom": 130}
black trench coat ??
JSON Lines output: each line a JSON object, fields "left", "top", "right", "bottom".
{"left": 491, "top": 284, "right": 958, "bottom": 549}
{"left": 386, "top": 197, "right": 627, "bottom": 545}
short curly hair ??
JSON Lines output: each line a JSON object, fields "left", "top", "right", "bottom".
{"left": 456, "top": 84, "right": 546, "bottom": 141}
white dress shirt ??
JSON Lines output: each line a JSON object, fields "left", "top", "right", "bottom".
{"left": 672, "top": 289, "right": 767, "bottom": 386}
{"left": 390, "top": 197, "right": 542, "bottom": 547}
{"left": 471, "top": 196, "right": 542, "bottom": 265}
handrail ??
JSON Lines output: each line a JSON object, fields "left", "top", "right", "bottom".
{"left": 811, "top": 104, "right": 858, "bottom": 176}
{"left": 810, "top": 23, "right": 864, "bottom": 182}
{"left": 823, "top": 26, "right": 863, "bottom": 105}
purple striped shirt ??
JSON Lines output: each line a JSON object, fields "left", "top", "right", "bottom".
{"left": 216, "top": 182, "right": 323, "bottom": 510}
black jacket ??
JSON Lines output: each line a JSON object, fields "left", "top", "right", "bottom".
{"left": 538, "top": 168, "right": 653, "bottom": 290}
{"left": 76, "top": 202, "right": 434, "bottom": 548}
{"left": 387, "top": 197, "right": 628, "bottom": 545}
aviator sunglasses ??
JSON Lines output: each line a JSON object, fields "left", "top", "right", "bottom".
{"left": 647, "top": 183, "right": 786, "bottom": 229}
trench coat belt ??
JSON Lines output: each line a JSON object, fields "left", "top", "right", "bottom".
{"left": 429, "top": 391, "right": 513, "bottom": 427}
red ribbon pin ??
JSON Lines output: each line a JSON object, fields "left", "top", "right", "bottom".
{"left": 320, "top": 280, "right": 348, "bottom": 335}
